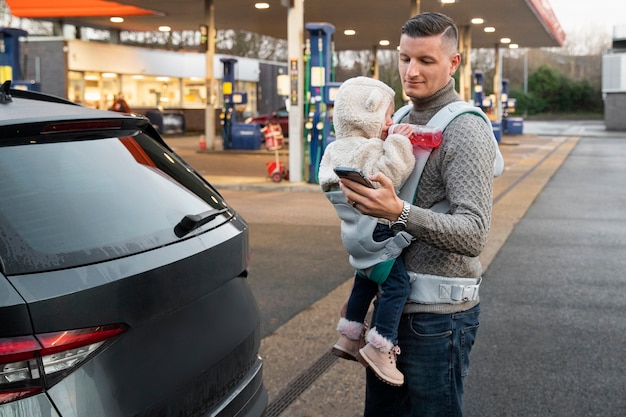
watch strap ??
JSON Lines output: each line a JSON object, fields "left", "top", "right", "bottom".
{"left": 391, "top": 201, "right": 410, "bottom": 231}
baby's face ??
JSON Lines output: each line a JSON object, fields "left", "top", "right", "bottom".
{"left": 380, "top": 102, "right": 395, "bottom": 139}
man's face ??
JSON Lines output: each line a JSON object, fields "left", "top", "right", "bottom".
{"left": 398, "top": 34, "right": 460, "bottom": 100}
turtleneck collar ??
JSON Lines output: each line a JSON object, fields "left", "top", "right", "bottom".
{"left": 407, "top": 79, "right": 462, "bottom": 125}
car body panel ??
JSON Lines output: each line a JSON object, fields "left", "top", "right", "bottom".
{"left": 45, "top": 275, "right": 263, "bottom": 417}
{"left": 7, "top": 215, "right": 245, "bottom": 311}
{"left": 7, "top": 217, "right": 248, "bottom": 329}
{"left": 0, "top": 274, "right": 31, "bottom": 335}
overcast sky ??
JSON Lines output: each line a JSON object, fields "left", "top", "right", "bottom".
{"left": 548, "top": 0, "right": 626, "bottom": 34}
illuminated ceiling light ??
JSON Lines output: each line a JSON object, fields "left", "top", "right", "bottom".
{"left": 156, "top": 76, "right": 170, "bottom": 81}
{"left": 132, "top": 75, "right": 145, "bottom": 79}
{"left": 255, "top": 2, "right": 270, "bottom": 9}
{"left": 471, "top": 18, "right": 484, "bottom": 25}
{"left": 158, "top": 26, "right": 171, "bottom": 32}
{"left": 500, "top": 38, "right": 511, "bottom": 44}
{"left": 344, "top": 29, "right": 356, "bottom": 36}
{"left": 484, "top": 27, "right": 496, "bottom": 33}
{"left": 84, "top": 92, "right": 101, "bottom": 101}
{"left": 379, "top": 40, "right": 390, "bottom": 46}
{"left": 110, "top": 17, "right": 124, "bottom": 23}
{"left": 439, "top": 0, "right": 457, "bottom": 4}
{"left": 102, "top": 72, "right": 117, "bottom": 78}
{"left": 509, "top": 44, "right": 519, "bottom": 49}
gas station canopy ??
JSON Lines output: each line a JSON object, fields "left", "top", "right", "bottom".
{"left": 5, "top": 0, "right": 566, "bottom": 183}
{"left": 6, "top": 0, "right": 565, "bottom": 50}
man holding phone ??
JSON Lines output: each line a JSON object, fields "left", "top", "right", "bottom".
{"left": 339, "top": 12, "right": 499, "bottom": 417}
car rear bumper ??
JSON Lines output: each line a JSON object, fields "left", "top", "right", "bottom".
{"left": 207, "top": 357, "right": 267, "bottom": 417}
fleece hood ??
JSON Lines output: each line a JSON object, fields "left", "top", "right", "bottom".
{"left": 333, "top": 76, "right": 395, "bottom": 139}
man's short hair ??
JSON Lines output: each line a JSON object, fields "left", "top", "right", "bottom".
{"left": 401, "top": 12, "right": 458, "bottom": 52}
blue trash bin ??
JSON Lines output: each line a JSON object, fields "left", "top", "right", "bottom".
{"left": 506, "top": 117, "right": 524, "bottom": 135}
{"left": 231, "top": 123, "right": 263, "bottom": 150}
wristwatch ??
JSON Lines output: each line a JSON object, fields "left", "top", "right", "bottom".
{"left": 390, "top": 201, "right": 411, "bottom": 231}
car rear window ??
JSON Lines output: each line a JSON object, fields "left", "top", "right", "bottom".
{"left": 0, "top": 132, "right": 230, "bottom": 275}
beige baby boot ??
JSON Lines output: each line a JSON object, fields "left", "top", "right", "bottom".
{"left": 357, "top": 327, "right": 404, "bottom": 386}
{"left": 331, "top": 318, "right": 364, "bottom": 361}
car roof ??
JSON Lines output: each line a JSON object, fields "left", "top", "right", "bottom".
{"left": 0, "top": 82, "right": 136, "bottom": 127}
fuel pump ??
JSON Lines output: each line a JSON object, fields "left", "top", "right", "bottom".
{"left": 324, "top": 82, "right": 341, "bottom": 143}
{"left": 501, "top": 78, "right": 523, "bottom": 135}
{"left": 474, "top": 70, "right": 506, "bottom": 141}
{"left": 304, "top": 23, "right": 336, "bottom": 184}
{"left": 500, "top": 79, "right": 518, "bottom": 118}
{"left": 220, "top": 58, "right": 237, "bottom": 150}
{"left": 474, "top": 70, "right": 494, "bottom": 117}
{"left": 219, "top": 58, "right": 259, "bottom": 150}
{"left": 501, "top": 79, "right": 510, "bottom": 119}
{"left": 473, "top": 71, "right": 484, "bottom": 108}
{"left": 0, "top": 28, "right": 40, "bottom": 91}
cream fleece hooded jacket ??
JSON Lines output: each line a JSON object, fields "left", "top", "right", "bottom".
{"left": 318, "top": 76, "right": 415, "bottom": 191}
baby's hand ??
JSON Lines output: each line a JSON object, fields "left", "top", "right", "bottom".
{"left": 389, "top": 124, "right": 443, "bottom": 148}
{"left": 388, "top": 123, "right": 414, "bottom": 138}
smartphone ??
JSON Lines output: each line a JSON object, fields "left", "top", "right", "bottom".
{"left": 333, "top": 166, "right": 374, "bottom": 188}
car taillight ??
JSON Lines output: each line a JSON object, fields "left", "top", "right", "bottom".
{"left": 41, "top": 120, "right": 123, "bottom": 133}
{"left": 0, "top": 324, "right": 127, "bottom": 405}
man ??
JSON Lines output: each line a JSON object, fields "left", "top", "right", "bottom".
{"left": 339, "top": 12, "right": 498, "bottom": 416}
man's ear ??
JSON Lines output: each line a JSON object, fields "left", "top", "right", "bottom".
{"left": 450, "top": 52, "right": 461, "bottom": 75}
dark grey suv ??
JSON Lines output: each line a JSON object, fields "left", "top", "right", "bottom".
{"left": 0, "top": 81, "right": 267, "bottom": 417}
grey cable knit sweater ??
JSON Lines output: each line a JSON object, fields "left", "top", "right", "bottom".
{"left": 402, "top": 80, "right": 497, "bottom": 314}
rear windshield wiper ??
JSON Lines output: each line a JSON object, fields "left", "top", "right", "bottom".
{"left": 174, "top": 208, "right": 230, "bottom": 237}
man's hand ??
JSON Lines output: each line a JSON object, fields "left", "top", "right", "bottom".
{"left": 340, "top": 172, "right": 405, "bottom": 222}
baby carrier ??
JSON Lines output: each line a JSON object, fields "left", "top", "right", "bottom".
{"left": 326, "top": 101, "right": 504, "bottom": 284}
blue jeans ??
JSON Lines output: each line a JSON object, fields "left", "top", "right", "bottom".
{"left": 364, "top": 304, "right": 480, "bottom": 417}
{"left": 345, "top": 224, "right": 411, "bottom": 344}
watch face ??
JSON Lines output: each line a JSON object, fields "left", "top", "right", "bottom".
{"left": 391, "top": 222, "right": 406, "bottom": 231}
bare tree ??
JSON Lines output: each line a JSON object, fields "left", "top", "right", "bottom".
{"left": 501, "top": 48, "right": 603, "bottom": 93}
{"left": 557, "top": 23, "right": 612, "bottom": 56}
{"left": 216, "top": 30, "right": 287, "bottom": 61}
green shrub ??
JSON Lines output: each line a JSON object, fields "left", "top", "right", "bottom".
{"left": 509, "top": 65, "right": 602, "bottom": 115}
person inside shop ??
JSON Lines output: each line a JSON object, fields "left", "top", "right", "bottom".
{"left": 108, "top": 92, "right": 132, "bottom": 113}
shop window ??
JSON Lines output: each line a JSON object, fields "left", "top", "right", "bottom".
{"left": 183, "top": 78, "right": 206, "bottom": 108}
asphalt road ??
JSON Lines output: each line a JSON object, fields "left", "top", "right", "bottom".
{"left": 464, "top": 137, "right": 626, "bottom": 416}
